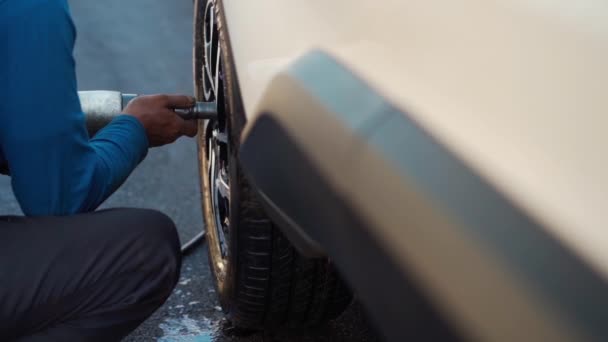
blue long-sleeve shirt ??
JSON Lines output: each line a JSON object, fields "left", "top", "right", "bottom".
{"left": 0, "top": 0, "right": 149, "bottom": 216}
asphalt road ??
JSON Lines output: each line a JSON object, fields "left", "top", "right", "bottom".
{"left": 0, "top": 1, "right": 381, "bottom": 341}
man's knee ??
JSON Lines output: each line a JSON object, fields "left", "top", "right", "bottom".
{"left": 107, "top": 208, "right": 182, "bottom": 300}
{"left": 133, "top": 209, "right": 181, "bottom": 251}
{"left": 131, "top": 209, "right": 182, "bottom": 287}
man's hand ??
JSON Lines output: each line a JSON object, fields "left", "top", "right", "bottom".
{"left": 124, "top": 94, "right": 199, "bottom": 147}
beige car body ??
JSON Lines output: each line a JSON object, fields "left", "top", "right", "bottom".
{"left": 221, "top": 1, "right": 608, "bottom": 341}
{"left": 226, "top": 0, "right": 608, "bottom": 277}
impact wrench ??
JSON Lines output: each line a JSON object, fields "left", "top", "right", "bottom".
{"left": 78, "top": 90, "right": 217, "bottom": 136}
{"left": 80, "top": 91, "right": 216, "bottom": 255}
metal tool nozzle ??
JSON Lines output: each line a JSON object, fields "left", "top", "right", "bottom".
{"left": 174, "top": 101, "right": 217, "bottom": 120}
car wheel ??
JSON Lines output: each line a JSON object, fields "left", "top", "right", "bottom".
{"left": 194, "top": 0, "right": 353, "bottom": 330}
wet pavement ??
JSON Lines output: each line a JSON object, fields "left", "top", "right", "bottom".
{"left": 0, "top": 0, "right": 382, "bottom": 341}
{"left": 124, "top": 246, "right": 380, "bottom": 342}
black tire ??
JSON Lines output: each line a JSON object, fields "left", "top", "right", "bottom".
{"left": 194, "top": 0, "right": 353, "bottom": 330}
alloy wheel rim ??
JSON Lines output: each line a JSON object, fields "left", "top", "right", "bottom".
{"left": 203, "top": 0, "right": 230, "bottom": 262}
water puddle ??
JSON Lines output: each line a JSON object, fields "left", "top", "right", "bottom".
{"left": 158, "top": 315, "right": 217, "bottom": 342}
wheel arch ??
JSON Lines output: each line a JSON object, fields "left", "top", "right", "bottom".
{"left": 239, "top": 50, "right": 608, "bottom": 342}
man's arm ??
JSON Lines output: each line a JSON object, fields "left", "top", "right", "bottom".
{"left": 0, "top": 0, "right": 195, "bottom": 216}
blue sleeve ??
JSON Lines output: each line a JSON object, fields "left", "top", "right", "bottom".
{"left": 0, "top": 0, "right": 149, "bottom": 216}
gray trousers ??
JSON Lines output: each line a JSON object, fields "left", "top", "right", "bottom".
{"left": 0, "top": 208, "right": 182, "bottom": 341}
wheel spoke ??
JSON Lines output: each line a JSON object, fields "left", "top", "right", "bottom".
{"left": 208, "top": 20, "right": 215, "bottom": 94}
{"left": 203, "top": 1, "right": 216, "bottom": 100}
{"left": 208, "top": 8, "right": 215, "bottom": 48}
{"left": 214, "top": 45, "right": 222, "bottom": 95}
{"left": 215, "top": 177, "right": 230, "bottom": 201}
{"left": 208, "top": 139, "right": 213, "bottom": 180}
